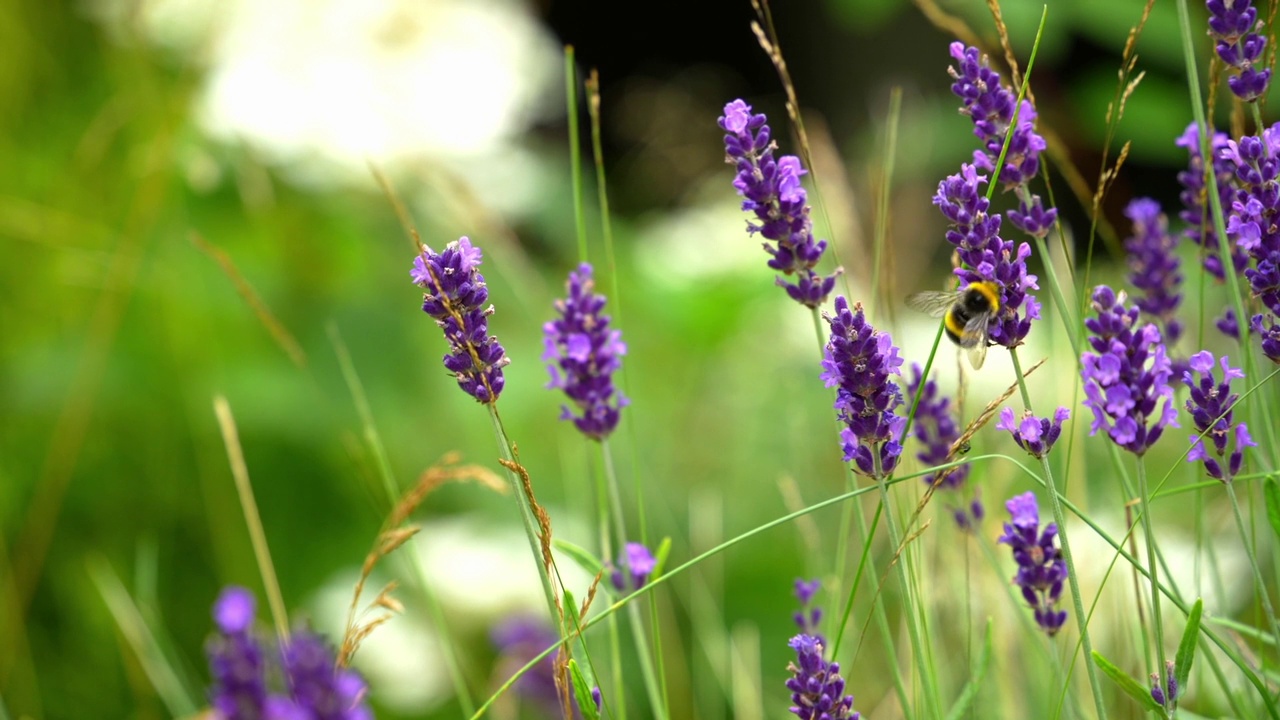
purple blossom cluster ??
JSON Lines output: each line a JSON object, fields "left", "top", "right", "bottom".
{"left": 792, "top": 578, "right": 823, "bottom": 638}
{"left": 997, "top": 492, "right": 1068, "bottom": 636}
{"left": 785, "top": 580, "right": 859, "bottom": 720}
{"left": 1080, "top": 286, "right": 1178, "bottom": 455}
{"left": 933, "top": 164, "right": 1041, "bottom": 348}
{"left": 719, "top": 99, "right": 840, "bottom": 307}
{"left": 946, "top": 42, "right": 1056, "bottom": 238}
{"left": 608, "top": 542, "right": 656, "bottom": 593}
{"left": 1150, "top": 660, "right": 1179, "bottom": 709}
{"left": 411, "top": 237, "right": 509, "bottom": 403}
{"left": 1124, "top": 198, "right": 1184, "bottom": 348}
{"left": 1176, "top": 122, "right": 1246, "bottom": 282}
{"left": 1217, "top": 123, "right": 1280, "bottom": 361}
{"left": 207, "top": 587, "right": 372, "bottom": 720}
{"left": 820, "top": 297, "right": 906, "bottom": 478}
{"left": 1208, "top": 0, "right": 1272, "bottom": 101}
{"left": 997, "top": 406, "right": 1070, "bottom": 460}
{"left": 1184, "top": 351, "right": 1256, "bottom": 482}
{"left": 906, "top": 365, "right": 982, "bottom": 528}
{"left": 543, "top": 263, "right": 628, "bottom": 440}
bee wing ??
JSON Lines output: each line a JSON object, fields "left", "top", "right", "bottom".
{"left": 958, "top": 312, "right": 991, "bottom": 370}
{"left": 906, "top": 291, "right": 957, "bottom": 318}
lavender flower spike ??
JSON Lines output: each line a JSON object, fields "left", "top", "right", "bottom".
{"left": 997, "top": 406, "right": 1070, "bottom": 460}
{"left": 933, "top": 163, "right": 1041, "bottom": 348}
{"left": 997, "top": 492, "right": 1068, "bottom": 636}
{"left": 544, "top": 263, "right": 628, "bottom": 439}
{"left": 1252, "top": 313, "right": 1280, "bottom": 362}
{"left": 208, "top": 587, "right": 270, "bottom": 720}
{"left": 1080, "top": 286, "right": 1178, "bottom": 455}
{"left": 1208, "top": 0, "right": 1272, "bottom": 101}
{"left": 792, "top": 578, "right": 823, "bottom": 638}
{"left": 821, "top": 297, "right": 906, "bottom": 478}
{"left": 1175, "top": 122, "right": 1244, "bottom": 282}
{"left": 282, "top": 631, "right": 374, "bottom": 720}
{"left": 719, "top": 99, "right": 841, "bottom": 307}
{"left": 786, "top": 635, "right": 860, "bottom": 720}
{"left": 412, "top": 237, "right": 509, "bottom": 403}
{"left": 1125, "top": 198, "right": 1183, "bottom": 347}
{"left": 608, "top": 542, "right": 656, "bottom": 593}
{"left": 1184, "top": 351, "right": 1256, "bottom": 482}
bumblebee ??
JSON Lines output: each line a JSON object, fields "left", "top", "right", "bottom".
{"left": 906, "top": 281, "right": 1001, "bottom": 369}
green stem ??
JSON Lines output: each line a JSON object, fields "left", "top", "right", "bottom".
{"left": 601, "top": 440, "right": 669, "bottom": 720}
{"left": 1007, "top": 348, "right": 1109, "bottom": 720}
{"left": 871, "top": 452, "right": 941, "bottom": 720}
{"left": 1135, "top": 458, "right": 1171, "bottom": 719}
{"left": 1225, "top": 481, "right": 1280, "bottom": 648}
{"left": 487, "top": 407, "right": 563, "bottom": 626}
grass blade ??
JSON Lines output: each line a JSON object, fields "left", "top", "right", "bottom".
{"left": 1092, "top": 650, "right": 1162, "bottom": 713}
{"left": 1174, "top": 598, "right": 1203, "bottom": 695}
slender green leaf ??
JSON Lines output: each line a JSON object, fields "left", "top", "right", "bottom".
{"left": 1174, "top": 598, "right": 1203, "bottom": 694}
{"left": 1264, "top": 478, "right": 1280, "bottom": 542}
{"left": 1206, "top": 615, "right": 1277, "bottom": 646}
{"left": 555, "top": 539, "right": 605, "bottom": 578}
{"left": 1092, "top": 650, "right": 1162, "bottom": 713}
{"left": 944, "top": 618, "right": 994, "bottom": 720}
{"left": 569, "top": 659, "right": 600, "bottom": 720}
{"left": 651, "top": 537, "right": 672, "bottom": 579}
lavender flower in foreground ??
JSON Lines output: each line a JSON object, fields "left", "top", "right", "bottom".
{"left": 997, "top": 406, "right": 1069, "bottom": 460}
{"left": 821, "top": 297, "right": 906, "bottom": 478}
{"left": 206, "top": 587, "right": 372, "bottom": 720}
{"left": 947, "top": 42, "right": 1056, "bottom": 239}
{"left": 1220, "top": 124, "right": 1280, "bottom": 319}
{"left": 906, "top": 364, "right": 981, "bottom": 528}
{"left": 1208, "top": 0, "right": 1272, "bottom": 101}
{"left": 283, "top": 631, "right": 373, "bottom": 720}
{"left": 1125, "top": 198, "right": 1183, "bottom": 348}
{"left": 933, "top": 163, "right": 1041, "bottom": 348}
{"left": 543, "top": 263, "right": 628, "bottom": 439}
{"left": 208, "top": 587, "right": 271, "bottom": 720}
{"left": 411, "top": 237, "right": 509, "bottom": 404}
{"left": 719, "top": 99, "right": 840, "bottom": 307}
{"left": 997, "top": 492, "right": 1068, "bottom": 636}
{"left": 608, "top": 542, "right": 656, "bottom": 593}
{"left": 1080, "top": 286, "right": 1178, "bottom": 455}
{"left": 1184, "top": 351, "right": 1256, "bottom": 482}
{"left": 1176, "top": 122, "right": 1245, "bottom": 282}
{"left": 786, "top": 635, "right": 860, "bottom": 720}
{"left": 1252, "top": 313, "right": 1280, "bottom": 362}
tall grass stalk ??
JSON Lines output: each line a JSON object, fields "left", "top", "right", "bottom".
{"left": 1006, "top": 351, "right": 1109, "bottom": 720}
{"left": 1225, "top": 481, "right": 1280, "bottom": 647}
{"left": 1134, "top": 459, "right": 1171, "bottom": 718}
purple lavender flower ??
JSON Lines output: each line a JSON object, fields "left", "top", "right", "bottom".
{"left": 1184, "top": 350, "right": 1257, "bottom": 482}
{"left": 1080, "top": 286, "right": 1179, "bottom": 455}
{"left": 820, "top": 297, "right": 906, "bottom": 478}
{"left": 947, "top": 42, "right": 1057, "bottom": 239}
{"left": 1220, "top": 125, "right": 1280, "bottom": 318}
{"left": 1251, "top": 313, "right": 1280, "bottom": 362}
{"left": 411, "top": 237, "right": 509, "bottom": 404}
{"left": 282, "top": 631, "right": 373, "bottom": 720}
{"left": 1176, "top": 122, "right": 1246, "bottom": 282}
{"left": 608, "top": 542, "right": 656, "bottom": 593}
{"left": 208, "top": 587, "right": 271, "bottom": 720}
{"left": 997, "top": 492, "right": 1068, "bottom": 636}
{"left": 719, "top": 99, "right": 840, "bottom": 307}
{"left": 543, "top": 263, "right": 628, "bottom": 439}
{"left": 792, "top": 578, "right": 823, "bottom": 638}
{"left": 906, "top": 364, "right": 981, "bottom": 528}
{"left": 1125, "top": 198, "right": 1184, "bottom": 348}
{"left": 933, "top": 164, "right": 1042, "bottom": 348}
{"left": 997, "top": 406, "right": 1070, "bottom": 460}
{"left": 786, "top": 635, "right": 860, "bottom": 720}
{"left": 1208, "top": 0, "right": 1272, "bottom": 101}
{"left": 1150, "top": 660, "right": 1178, "bottom": 708}
{"left": 491, "top": 617, "right": 564, "bottom": 716}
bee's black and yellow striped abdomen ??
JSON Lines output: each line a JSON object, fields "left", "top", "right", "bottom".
{"left": 943, "top": 281, "right": 1001, "bottom": 345}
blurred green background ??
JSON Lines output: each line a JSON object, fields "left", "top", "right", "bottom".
{"left": 1, "top": 0, "right": 1271, "bottom": 718}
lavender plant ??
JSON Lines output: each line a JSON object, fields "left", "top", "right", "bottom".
{"left": 608, "top": 542, "right": 656, "bottom": 593}
{"left": 1176, "top": 122, "right": 1245, "bottom": 284}
{"left": 784, "top": 580, "right": 860, "bottom": 720}
{"left": 719, "top": 99, "right": 840, "bottom": 307}
{"left": 997, "top": 492, "right": 1067, "bottom": 636}
{"left": 1183, "top": 351, "right": 1255, "bottom": 482}
{"left": 544, "top": 262, "right": 628, "bottom": 440}
{"left": 1124, "top": 198, "right": 1183, "bottom": 352}
{"left": 906, "top": 364, "right": 981, "bottom": 528}
{"left": 411, "top": 236, "right": 509, "bottom": 404}
{"left": 997, "top": 406, "right": 1069, "bottom": 460}
{"left": 1207, "top": 0, "right": 1272, "bottom": 101}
